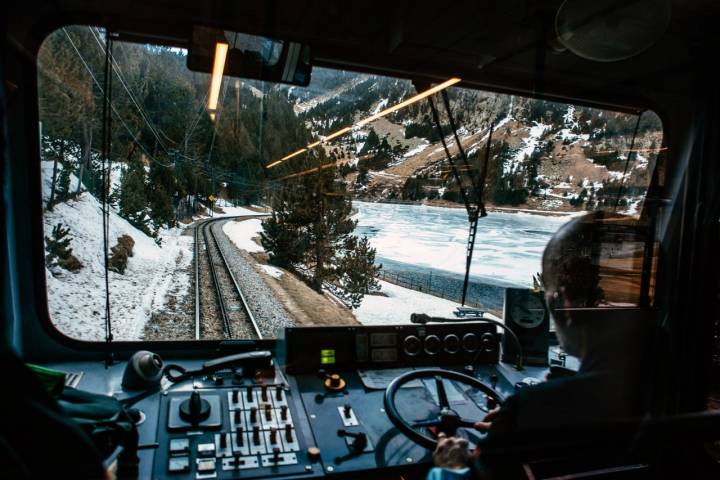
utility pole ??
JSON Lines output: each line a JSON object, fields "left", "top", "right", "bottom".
{"left": 235, "top": 79, "right": 240, "bottom": 135}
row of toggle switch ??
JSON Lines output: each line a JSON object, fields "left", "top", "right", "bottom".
{"left": 227, "top": 385, "right": 287, "bottom": 410}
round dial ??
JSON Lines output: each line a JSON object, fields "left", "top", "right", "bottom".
{"left": 510, "top": 296, "right": 546, "bottom": 329}
{"left": 423, "top": 335, "right": 441, "bottom": 355}
{"left": 403, "top": 335, "right": 422, "bottom": 356}
{"left": 443, "top": 334, "right": 460, "bottom": 354}
{"left": 480, "top": 333, "right": 496, "bottom": 352}
{"left": 462, "top": 333, "right": 479, "bottom": 353}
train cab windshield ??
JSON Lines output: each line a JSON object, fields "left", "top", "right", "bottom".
{"left": 4, "top": 2, "right": 720, "bottom": 480}
{"left": 39, "top": 26, "right": 662, "bottom": 344}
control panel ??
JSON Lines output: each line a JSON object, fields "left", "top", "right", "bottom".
{"left": 148, "top": 324, "right": 512, "bottom": 478}
{"left": 154, "top": 381, "right": 321, "bottom": 479}
{"left": 281, "top": 323, "right": 499, "bottom": 373}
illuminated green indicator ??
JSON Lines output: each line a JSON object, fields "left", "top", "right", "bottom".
{"left": 320, "top": 349, "right": 336, "bottom": 364}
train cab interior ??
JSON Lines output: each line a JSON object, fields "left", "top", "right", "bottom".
{"left": 2, "top": 1, "right": 720, "bottom": 479}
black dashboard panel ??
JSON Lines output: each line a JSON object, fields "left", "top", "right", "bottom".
{"left": 281, "top": 324, "right": 499, "bottom": 373}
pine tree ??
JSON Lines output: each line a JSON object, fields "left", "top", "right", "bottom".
{"left": 45, "top": 223, "right": 83, "bottom": 271}
{"left": 147, "top": 160, "right": 176, "bottom": 228}
{"left": 262, "top": 150, "right": 380, "bottom": 305}
{"left": 119, "top": 154, "right": 151, "bottom": 235}
{"left": 55, "top": 160, "right": 72, "bottom": 202}
{"left": 336, "top": 236, "right": 381, "bottom": 308}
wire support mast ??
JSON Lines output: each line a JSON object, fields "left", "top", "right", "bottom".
{"left": 427, "top": 92, "right": 493, "bottom": 306}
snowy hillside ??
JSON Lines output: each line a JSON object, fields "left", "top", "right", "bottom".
{"left": 42, "top": 161, "right": 193, "bottom": 340}
{"left": 283, "top": 68, "right": 662, "bottom": 216}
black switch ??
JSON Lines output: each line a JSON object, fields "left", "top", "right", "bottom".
{"left": 264, "top": 404, "right": 272, "bottom": 421}
{"left": 234, "top": 409, "right": 241, "bottom": 425}
{"left": 272, "top": 446, "right": 281, "bottom": 463}
{"left": 343, "top": 404, "right": 352, "bottom": 418}
{"left": 250, "top": 406, "right": 258, "bottom": 423}
{"left": 270, "top": 427, "right": 278, "bottom": 445}
{"left": 220, "top": 432, "right": 227, "bottom": 449}
{"left": 276, "top": 386, "right": 283, "bottom": 401}
{"left": 246, "top": 385, "right": 253, "bottom": 402}
{"left": 232, "top": 389, "right": 239, "bottom": 403}
{"left": 285, "top": 424, "right": 293, "bottom": 443}
{"left": 252, "top": 425, "right": 261, "bottom": 445}
{"left": 236, "top": 426, "right": 244, "bottom": 446}
{"left": 280, "top": 405, "right": 288, "bottom": 421}
{"left": 261, "top": 384, "right": 269, "bottom": 402}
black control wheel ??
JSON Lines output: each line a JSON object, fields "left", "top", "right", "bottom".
{"left": 383, "top": 368, "right": 504, "bottom": 449}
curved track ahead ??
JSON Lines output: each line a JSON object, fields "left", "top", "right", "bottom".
{"left": 194, "top": 217, "right": 262, "bottom": 340}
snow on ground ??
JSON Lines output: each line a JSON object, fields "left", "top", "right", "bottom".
{"left": 372, "top": 98, "right": 389, "bottom": 114}
{"left": 506, "top": 122, "right": 550, "bottom": 174}
{"left": 258, "top": 264, "right": 284, "bottom": 279}
{"left": 354, "top": 280, "right": 501, "bottom": 326}
{"left": 403, "top": 142, "right": 429, "bottom": 158}
{"left": 41, "top": 161, "right": 192, "bottom": 341}
{"left": 222, "top": 218, "right": 265, "bottom": 253}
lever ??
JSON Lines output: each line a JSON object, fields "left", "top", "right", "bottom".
{"left": 179, "top": 391, "right": 211, "bottom": 424}
{"left": 337, "top": 429, "right": 367, "bottom": 452}
{"left": 285, "top": 424, "right": 293, "bottom": 442}
{"left": 490, "top": 374, "right": 499, "bottom": 390}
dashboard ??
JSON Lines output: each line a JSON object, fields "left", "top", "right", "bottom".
{"left": 44, "top": 324, "right": 555, "bottom": 479}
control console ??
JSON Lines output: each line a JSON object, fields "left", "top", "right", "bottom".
{"left": 154, "top": 376, "right": 320, "bottom": 479}
{"left": 152, "top": 323, "right": 505, "bottom": 478}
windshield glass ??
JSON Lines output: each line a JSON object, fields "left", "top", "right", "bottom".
{"left": 38, "top": 26, "right": 663, "bottom": 341}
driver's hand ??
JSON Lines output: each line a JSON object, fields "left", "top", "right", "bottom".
{"left": 433, "top": 433, "right": 470, "bottom": 469}
{"left": 473, "top": 406, "right": 500, "bottom": 432}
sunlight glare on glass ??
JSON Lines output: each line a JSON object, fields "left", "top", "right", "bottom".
{"left": 266, "top": 77, "right": 461, "bottom": 169}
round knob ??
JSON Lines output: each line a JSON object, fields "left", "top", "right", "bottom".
{"left": 424, "top": 335, "right": 441, "bottom": 355}
{"left": 481, "top": 333, "right": 496, "bottom": 352}
{"left": 307, "top": 446, "right": 321, "bottom": 461}
{"left": 443, "top": 334, "right": 460, "bottom": 354}
{"left": 403, "top": 335, "right": 422, "bottom": 356}
{"left": 462, "top": 333, "right": 479, "bottom": 353}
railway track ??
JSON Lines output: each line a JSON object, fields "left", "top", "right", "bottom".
{"left": 194, "top": 217, "right": 262, "bottom": 340}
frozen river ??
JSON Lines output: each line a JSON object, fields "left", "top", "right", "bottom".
{"left": 354, "top": 201, "right": 572, "bottom": 309}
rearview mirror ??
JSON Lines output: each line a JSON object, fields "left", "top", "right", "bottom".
{"left": 187, "top": 26, "right": 312, "bottom": 86}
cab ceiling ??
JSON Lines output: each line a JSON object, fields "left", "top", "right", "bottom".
{"left": 8, "top": 0, "right": 720, "bottom": 111}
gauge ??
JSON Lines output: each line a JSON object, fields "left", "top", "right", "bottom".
{"left": 403, "top": 335, "right": 422, "bottom": 356}
{"left": 423, "top": 335, "right": 441, "bottom": 355}
{"left": 462, "top": 333, "right": 479, "bottom": 353}
{"left": 480, "top": 333, "right": 496, "bottom": 352}
{"left": 443, "top": 334, "right": 460, "bottom": 354}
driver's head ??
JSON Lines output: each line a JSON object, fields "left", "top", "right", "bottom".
{"left": 541, "top": 211, "right": 628, "bottom": 358}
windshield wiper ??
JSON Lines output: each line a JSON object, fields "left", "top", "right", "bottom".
{"left": 426, "top": 90, "right": 493, "bottom": 306}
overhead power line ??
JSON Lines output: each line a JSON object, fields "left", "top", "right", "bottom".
{"left": 62, "top": 28, "right": 173, "bottom": 168}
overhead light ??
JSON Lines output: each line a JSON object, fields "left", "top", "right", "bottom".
{"left": 208, "top": 42, "right": 229, "bottom": 120}
{"left": 266, "top": 77, "right": 461, "bottom": 169}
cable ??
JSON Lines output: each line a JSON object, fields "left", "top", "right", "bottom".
{"left": 88, "top": 27, "right": 173, "bottom": 155}
{"left": 62, "top": 29, "right": 174, "bottom": 168}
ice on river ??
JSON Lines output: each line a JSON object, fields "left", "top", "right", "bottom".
{"left": 354, "top": 201, "right": 572, "bottom": 288}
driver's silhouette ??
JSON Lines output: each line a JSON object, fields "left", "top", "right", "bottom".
{"left": 429, "top": 212, "right": 660, "bottom": 479}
